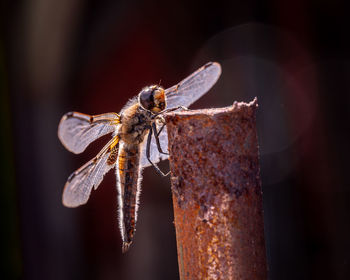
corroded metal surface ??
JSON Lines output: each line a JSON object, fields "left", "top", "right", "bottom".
{"left": 165, "top": 99, "right": 267, "bottom": 280}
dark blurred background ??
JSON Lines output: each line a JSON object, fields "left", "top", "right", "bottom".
{"left": 1, "top": 0, "right": 350, "bottom": 279}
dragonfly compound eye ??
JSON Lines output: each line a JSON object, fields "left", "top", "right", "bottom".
{"left": 139, "top": 85, "right": 166, "bottom": 113}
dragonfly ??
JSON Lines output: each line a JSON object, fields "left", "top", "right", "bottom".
{"left": 58, "top": 62, "right": 221, "bottom": 252}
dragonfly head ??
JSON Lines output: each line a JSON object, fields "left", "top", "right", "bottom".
{"left": 138, "top": 85, "right": 166, "bottom": 114}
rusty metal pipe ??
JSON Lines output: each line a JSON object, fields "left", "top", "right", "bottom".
{"left": 165, "top": 99, "right": 267, "bottom": 280}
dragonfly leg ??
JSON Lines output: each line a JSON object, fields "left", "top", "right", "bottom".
{"left": 152, "top": 123, "right": 168, "bottom": 155}
{"left": 154, "top": 115, "right": 166, "bottom": 136}
{"left": 154, "top": 105, "right": 188, "bottom": 136}
{"left": 156, "top": 122, "right": 166, "bottom": 137}
{"left": 160, "top": 106, "right": 189, "bottom": 115}
{"left": 146, "top": 129, "right": 170, "bottom": 177}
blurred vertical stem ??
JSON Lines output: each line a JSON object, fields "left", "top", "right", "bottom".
{"left": 165, "top": 99, "right": 267, "bottom": 279}
{"left": 0, "top": 45, "right": 22, "bottom": 277}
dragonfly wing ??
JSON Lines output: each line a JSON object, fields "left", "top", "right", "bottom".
{"left": 63, "top": 137, "right": 119, "bottom": 207}
{"left": 139, "top": 62, "right": 221, "bottom": 169}
{"left": 139, "top": 125, "right": 169, "bottom": 168}
{"left": 58, "top": 112, "right": 119, "bottom": 154}
{"left": 165, "top": 62, "right": 221, "bottom": 109}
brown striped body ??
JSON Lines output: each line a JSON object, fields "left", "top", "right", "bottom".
{"left": 117, "top": 143, "right": 141, "bottom": 251}
{"left": 117, "top": 102, "right": 152, "bottom": 252}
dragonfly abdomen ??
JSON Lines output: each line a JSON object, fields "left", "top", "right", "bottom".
{"left": 117, "top": 142, "right": 142, "bottom": 253}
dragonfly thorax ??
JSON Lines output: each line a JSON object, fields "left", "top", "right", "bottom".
{"left": 119, "top": 103, "right": 152, "bottom": 145}
{"left": 138, "top": 85, "right": 166, "bottom": 114}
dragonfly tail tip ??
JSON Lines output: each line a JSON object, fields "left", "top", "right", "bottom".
{"left": 122, "top": 241, "right": 132, "bottom": 253}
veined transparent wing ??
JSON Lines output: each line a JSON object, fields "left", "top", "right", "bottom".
{"left": 63, "top": 137, "right": 118, "bottom": 207}
{"left": 58, "top": 112, "right": 119, "bottom": 154}
{"left": 139, "top": 124, "right": 169, "bottom": 168}
{"left": 165, "top": 62, "right": 221, "bottom": 109}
